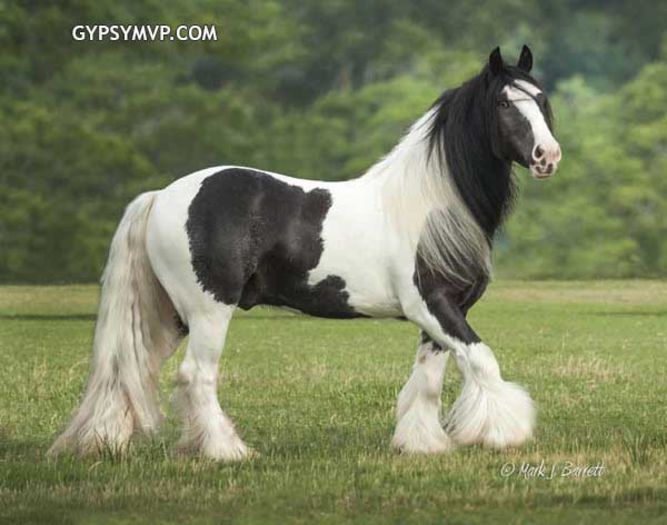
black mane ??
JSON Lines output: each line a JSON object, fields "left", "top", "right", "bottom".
{"left": 428, "top": 64, "right": 547, "bottom": 238}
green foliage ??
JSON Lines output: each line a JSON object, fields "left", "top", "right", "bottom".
{"left": 499, "top": 53, "right": 667, "bottom": 278}
{"left": 0, "top": 0, "right": 665, "bottom": 282}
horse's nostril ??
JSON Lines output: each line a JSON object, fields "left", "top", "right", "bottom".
{"left": 534, "top": 145, "right": 544, "bottom": 159}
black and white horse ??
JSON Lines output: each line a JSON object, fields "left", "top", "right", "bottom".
{"left": 50, "top": 46, "right": 561, "bottom": 459}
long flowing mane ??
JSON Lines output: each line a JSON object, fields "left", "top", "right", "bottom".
{"left": 428, "top": 66, "right": 515, "bottom": 238}
{"left": 428, "top": 64, "right": 553, "bottom": 237}
{"left": 370, "top": 64, "right": 550, "bottom": 291}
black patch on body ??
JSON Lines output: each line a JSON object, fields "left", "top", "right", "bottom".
{"left": 186, "top": 168, "right": 362, "bottom": 318}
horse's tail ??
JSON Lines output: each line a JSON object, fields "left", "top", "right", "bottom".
{"left": 49, "top": 191, "right": 183, "bottom": 456}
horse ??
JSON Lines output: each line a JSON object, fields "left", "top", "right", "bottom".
{"left": 49, "top": 45, "right": 561, "bottom": 460}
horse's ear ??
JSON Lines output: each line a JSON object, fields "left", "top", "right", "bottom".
{"left": 489, "top": 47, "right": 503, "bottom": 76}
{"left": 517, "top": 44, "right": 533, "bottom": 73}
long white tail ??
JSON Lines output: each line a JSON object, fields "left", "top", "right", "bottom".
{"left": 49, "top": 191, "right": 183, "bottom": 456}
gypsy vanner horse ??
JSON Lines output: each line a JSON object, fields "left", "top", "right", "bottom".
{"left": 50, "top": 46, "right": 561, "bottom": 460}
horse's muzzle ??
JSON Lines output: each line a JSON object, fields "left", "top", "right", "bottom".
{"left": 529, "top": 142, "right": 561, "bottom": 179}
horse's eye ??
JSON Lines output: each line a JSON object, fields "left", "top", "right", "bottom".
{"left": 498, "top": 100, "right": 510, "bottom": 109}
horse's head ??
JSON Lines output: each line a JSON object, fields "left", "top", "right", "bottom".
{"left": 487, "top": 46, "right": 561, "bottom": 179}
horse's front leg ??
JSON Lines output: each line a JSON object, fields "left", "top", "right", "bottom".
{"left": 399, "top": 289, "right": 536, "bottom": 450}
{"left": 392, "top": 331, "right": 453, "bottom": 453}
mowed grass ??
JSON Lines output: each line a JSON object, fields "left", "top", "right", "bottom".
{"left": 1, "top": 282, "right": 666, "bottom": 524}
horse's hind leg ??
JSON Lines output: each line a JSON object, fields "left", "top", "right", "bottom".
{"left": 173, "top": 304, "right": 250, "bottom": 460}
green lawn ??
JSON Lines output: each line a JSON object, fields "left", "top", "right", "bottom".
{"left": 1, "top": 282, "right": 666, "bottom": 524}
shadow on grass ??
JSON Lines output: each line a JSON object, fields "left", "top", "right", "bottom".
{"left": 0, "top": 314, "right": 97, "bottom": 321}
{"left": 584, "top": 310, "right": 667, "bottom": 318}
{"left": 0, "top": 313, "right": 306, "bottom": 322}
{"left": 0, "top": 434, "right": 44, "bottom": 459}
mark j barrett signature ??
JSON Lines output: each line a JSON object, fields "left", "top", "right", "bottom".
{"left": 500, "top": 460, "right": 605, "bottom": 480}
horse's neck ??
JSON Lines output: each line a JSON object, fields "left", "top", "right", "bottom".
{"left": 360, "top": 112, "right": 436, "bottom": 229}
{"left": 361, "top": 111, "right": 474, "bottom": 236}
{"left": 360, "top": 110, "right": 492, "bottom": 282}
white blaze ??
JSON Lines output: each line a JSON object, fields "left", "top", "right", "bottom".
{"left": 502, "top": 80, "right": 560, "bottom": 166}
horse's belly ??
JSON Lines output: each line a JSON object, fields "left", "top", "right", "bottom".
{"left": 305, "top": 260, "right": 400, "bottom": 317}
{"left": 346, "top": 291, "right": 402, "bottom": 317}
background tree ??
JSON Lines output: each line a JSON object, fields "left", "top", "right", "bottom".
{"left": 0, "top": 0, "right": 665, "bottom": 282}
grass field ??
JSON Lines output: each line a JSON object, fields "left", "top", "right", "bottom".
{"left": 1, "top": 281, "right": 666, "bottom": 524}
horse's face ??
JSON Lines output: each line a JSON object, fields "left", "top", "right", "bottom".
{"left": 489, "top": 46, "right": 561, "bottom": 179}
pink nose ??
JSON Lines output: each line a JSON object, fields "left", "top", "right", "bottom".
{"left": 532, "top": 143, "right": 561, "bottom": 174}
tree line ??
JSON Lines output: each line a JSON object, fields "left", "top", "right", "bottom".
{"left": 1, "top": 0, "right": 665, "bottom": 282}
